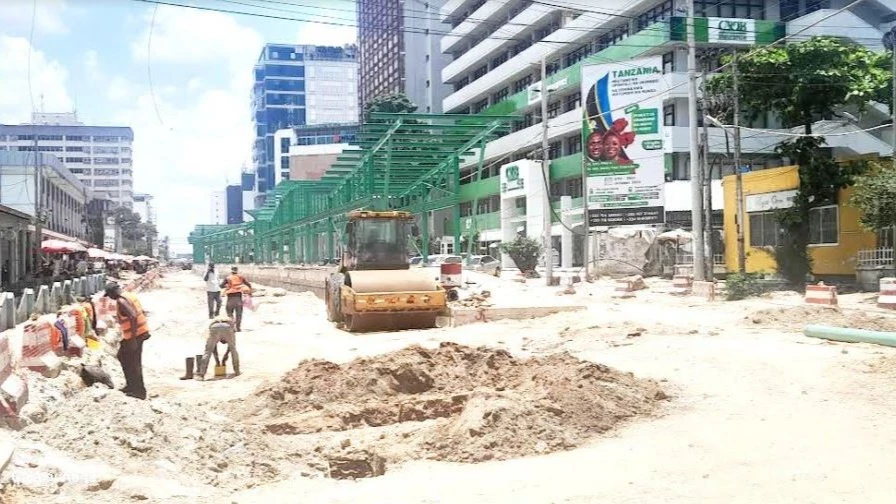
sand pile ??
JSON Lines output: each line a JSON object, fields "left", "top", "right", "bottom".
{"left": 746, "top": 305, "right": 896, "bottom": 332}
{"left": 234, "top": 342, "right": 665, "bottom": 464}
{"left": 18, "top": 387, "right": 288, "bottom": 492}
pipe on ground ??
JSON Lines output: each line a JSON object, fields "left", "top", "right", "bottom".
{"left": 804, "top": 324, "right": 896, "bottom": 348}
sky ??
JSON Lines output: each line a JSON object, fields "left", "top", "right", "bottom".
{"left": 0, "top": 0, "right": 357, "bottom": 253}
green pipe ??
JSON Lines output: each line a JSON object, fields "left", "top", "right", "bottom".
{"left": 804, "top": 324, "right": 896, "bottom": 348}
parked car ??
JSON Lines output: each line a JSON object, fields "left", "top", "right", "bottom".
{"left": 409, "top": 256, "right": 424, "bottom": 267}
{"left": 465, "top": 255, "right": 501, "bottom": 277}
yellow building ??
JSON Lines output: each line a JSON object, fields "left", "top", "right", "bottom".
{"left": 721, "top": 165, "right": 876, "bottom": 276}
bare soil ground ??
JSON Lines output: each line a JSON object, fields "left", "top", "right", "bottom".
{"left": 2, "top": 270, "right": 896, "bottom": 503}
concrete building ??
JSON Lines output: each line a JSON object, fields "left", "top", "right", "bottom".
{"left": 0, "top": 112, "right": 135, "bottom": 208}
{"left": 0, "top": 151, "right": 91, "bottom": 240}
{"left": 226, "top": 184, "right": 243, "bottom": 225}
{"left": 272, "top": 123, "right": 359, "bottom": 184}
{"left": 132, "top": 193, "right": 155, "bottom": 226}
{"left": 437, "top": 0, "right": 896, "bottom": 268}
{"left": 241, "top": 172, "right": 256, "bottom": 223}
{"left": 357, "top": 0, "right": 453, "bottom": 115}
{"left": 210, "top": 190, "right": 226, "bottom": 225}
{"left": 252, "top": 44, "right": 359, "bottom": 196}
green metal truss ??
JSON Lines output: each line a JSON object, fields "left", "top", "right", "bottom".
{"left": 189, "top": 112, "right": 518, "bottom": 264}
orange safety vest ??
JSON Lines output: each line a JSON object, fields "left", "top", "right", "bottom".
{"left": 224, "top": 274, "right": 249, "bottom": 295}
{"left": 117, "top": 292, "right": 149, "bottom": 339}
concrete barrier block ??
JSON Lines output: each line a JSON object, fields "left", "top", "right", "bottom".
{"left": 0, "top": 334, "right": 27, "bottom": 421}
{"left": 62, "top": 280, "right": 73, "bottom": 305}
{"left": 805, "top": 282, "right": 837, "bottom": 306}
{"left": 16, "top": 288, "right": 33, "bottom": 321}
{"left": 691, "top": 281, "right": 717, "bottom": 301}
{"left": 35, "top": 285, "right": 50, "bottom": 314}
{"left": 0, "top": 293, "right": 12, "bottom": 331}
{"left": 50, "top": 282, "right": 63, "bottom": 311}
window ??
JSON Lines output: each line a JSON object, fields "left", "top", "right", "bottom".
{"left": 547, "top": 100, "right": 561, "bottom": 119}
{"left": 65, "top": 157, "right": 85, "bottom": 163}
{"left": 92, "top": 146, "right": 119, "bottom": 154}
{"left": 38, "top": 135, "right": 63, "bottom": 141}
{"left": 548, "top": 141, "right": 562, "bottom": 159}
{"left": 93, "top": 157, "right": 118, "bottom": 165}
{"left": 664, "top": 104, "right": 675, "bottom": 126}
{"left": 566, "top": 135, "right": 582, "bottom": 154}
{"left": 779, "top": 0, "right": 799, "bottom": 20}
{"left": 564, "top": 91, "right": 581, "bottom": 112}
{"left": 94, "top": 168, "right": 119, "bottom": 176}
{"left": 65, "top": 135, "right": 85, "bottom": 141}
{"left": 546, "top": 60, "right": 561, "bottom": 76}
{"left": 472, "top": 64, "right": 488, "bottom": 81}
{"left": 94, "top": 179, "right": 120, "bottom": 187}
{"left": 637, "top": 0, "right": 673, "bottom": 31}
{"left": 564, "top": 45, "right": 589, "bottom": 67}
{"left": 809, "top": 205, "right": 838, "bottom": 245}
{"left": 17, "top": 135, "right": 34, "bottom": 140}
{"left": 514, "top": 74, "right": 533, "bottom": 93}
{"left": 695, "top": 0, "right": 764, "bottom": 19}
{"left": 492, "top": 87, "right": 509, "bottom": 103}
{"left": 280, "top": 137, "right": 290, "bottom": 151}
{"left": 281, "top": 157, "right": 289, "bottom": 170}
{"left": 471, "top": 98, "right": 489, "bottom": 113}
{"left": 597, "top": 25, "right": 629, "bottom": 51}
{"left": 749, "top": 212, "right": 780, "bottom": 247}
{"left": 459, "top": 201, "right": 473, "bottom": 217}
{"left": 265, "top": 64, "right": 304, "bottom": 78}
{"left": 92, "top": 136, "right": 119, "bottom": 142}
{"left": 492, "top": 52, "right": 508, "bottom": 68}
{"left": 454, "top": 76, "right": 469, "bottom": 92}
{"left": 662, "top": 52, "right": 674, "bottom": 74}
{"left": 65, "top": 146, "right": 83, "bottom": 152}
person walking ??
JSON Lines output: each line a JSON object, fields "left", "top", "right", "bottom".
{"left": 220, "top": 266, "right": 252, "bottom": 331}
{"left": 204, "top": 263, "right": 221, "bottom": 319}
{"left": 105, "top": 282, "right": 150, "bottom": 400}
{"left": 195, "top": 315, "right": 240, "bottom": 380}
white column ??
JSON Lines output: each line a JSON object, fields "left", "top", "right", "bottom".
{"left": 560, "top": 196, "right": 572, "bottom": 269}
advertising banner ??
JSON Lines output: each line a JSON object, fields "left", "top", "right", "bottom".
{"left": 581, "top": 56, "right": 668, "bottom": 227}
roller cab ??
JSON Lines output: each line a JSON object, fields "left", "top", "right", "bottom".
{"left": 325, "top": 210, "right": 447, "bottom": 332}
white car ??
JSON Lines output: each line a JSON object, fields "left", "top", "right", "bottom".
{"left": 465, "top": 255, "right": 501, "bottom": 277}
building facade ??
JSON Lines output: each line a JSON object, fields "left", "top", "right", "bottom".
{"left": 357, "top": 0, "right": 453, "bottom": 115}
{"left": 0, "top": 112, "right": 135, "bottom": 208}
{"left": 210, "top": 190, "right": 226, "bottom": 225}
{"left": 132, "top": 193, "right": 155, "bottom": 226}
{"left": 252, "top": 44, "right": 359, "bottom": 196}
{"left": 272, "top": 122, "right": 359, "bottom": 184}
{"left": 0, "top": 151, "right": 91, "bottom": 240}
{"left": 437, "top": 0, "right": 896, "bottom": 267}
{"left": 241, "top": 172, "right": 255, "bottom": 223}
{"left": 226, "top": 184, "right": 243, "bottom": 225}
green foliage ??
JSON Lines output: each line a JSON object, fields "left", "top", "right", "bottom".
{"left": 725, "top": 272, "right": 765, "bottom": 300}
{"left": 850, "top": 161, "right": 896, "bottom": 232}
{"left": 705, "top": 37, "right": 889, "bottom": 131}
{"left": 364, "top": 92, "right": 418, "bottom": 122}
{"left": 113, "top": 206, "right": 158, "bottom": 255}
{"left": 499, "top": 236, "right": 543, "bottom": 273}
{"left": 771, "top": 138, "right": 867, "bottom": 287}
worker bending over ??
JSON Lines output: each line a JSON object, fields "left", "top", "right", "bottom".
{"left": 105, "top": 282, "right": 151, "bottom": 400}
{"left": 220, "top": 266, "right": 252, "bottom": 331}
{"left": 196, "top": 315, "right": 240, "bottom": 380}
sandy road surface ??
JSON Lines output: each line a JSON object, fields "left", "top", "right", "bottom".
{"left": 4, "top": 270, "right": 896, "bottom": 503}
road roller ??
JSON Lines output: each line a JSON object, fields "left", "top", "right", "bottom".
{"left": 325, "top": 210, "right": 448, "bottom": 332}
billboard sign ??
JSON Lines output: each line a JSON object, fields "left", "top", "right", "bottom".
{"left": 581, "top": 56, "right": 668, "bottom": 226}
{"left": 500, "top": 163, "right": 525, "bottom": 198}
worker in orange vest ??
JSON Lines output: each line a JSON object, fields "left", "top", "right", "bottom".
{"left": 104, "top": 282, "right": 150, "bottom": 400}
{"left": 219, "top": 266, "right": 252, "bottom": 332}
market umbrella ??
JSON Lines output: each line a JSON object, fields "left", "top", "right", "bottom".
{"left": 656, "top": 229, "right": 694, "bottom": 244}
{"left": 133, "top": 255, "right": 151, "bottom": 261}
{"left": 41, "top": 239, "right": 86, "bottom": 254}
{"left": 87, "top": 247, "right": 108, "bottom": 259}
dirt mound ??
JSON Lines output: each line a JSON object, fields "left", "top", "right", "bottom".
{"left": 233, "top": 342, "right": 665, "bottom": 464}
{"left": 18, "top": 387, "right": 290, "bottom": 492}
{"left": 746, "top": 305, "right": 896, "bottom": 332}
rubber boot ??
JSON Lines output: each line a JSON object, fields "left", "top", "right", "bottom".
{"left": 179, "top": 357, "right": 194, "bottom": 380}
{"left": 194, "top": 354, "right": 205, "bottom": 381}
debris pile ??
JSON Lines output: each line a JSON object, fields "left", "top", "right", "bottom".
{"left": 451, "top": 290, "right": 493, "bottom": 308}
{"left": 234, "top": 342, "right": 665, "bottom": 470}
{"left": 747, "top": 305, "right": 896, "bottom": 332}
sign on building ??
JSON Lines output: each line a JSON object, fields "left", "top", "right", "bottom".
{"left": 707, "top": 18, "right": 756, "bottom": 44}
{"left": 500, "top": 163, "right": 525, "bottom": 198}
{"left": 745, "top": 189, "right": 797, "bottom": 213}
{"left": 581, "top": 56, "right": 668, "bottom": 227}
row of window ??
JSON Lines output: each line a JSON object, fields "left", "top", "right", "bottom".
{"left": 1, "top": 134, "right": 126, "bottom": 142}
{"left": 63, "top": 157, "right": 131, "bottom": 165}
{"left": 750, "top": 206, "right": 838, "bottom": 247}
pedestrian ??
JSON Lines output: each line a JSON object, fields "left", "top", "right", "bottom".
{"left": 104, "top": 282, "right": 150, "bottom": 400}
{"left": 204, "top": 262, "right": 221, "bottom": 319}
{"left": 75, "top": 254, "right": 88, "bottom": 276}
{"left": 196, "top": 315, "right": 240, "bottom": 381}
{"left": 220, "top": 266, "right": 252, "bottom": 332}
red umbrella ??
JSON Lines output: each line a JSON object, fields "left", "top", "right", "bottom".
{"left": 41, "top": 239, "right": 86, "bottom": 254}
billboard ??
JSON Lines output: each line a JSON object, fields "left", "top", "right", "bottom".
{"left": 499, "top": 162, "right": 526, "bottom": 199}
{"left": 581, "top": 56, "right": 668, "bottom": 227}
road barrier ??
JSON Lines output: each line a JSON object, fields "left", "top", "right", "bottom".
{"left": 878, "top": 278, "right": 896, "bottom": 310}
{"left": 671, "top": 275, "right": 692, "bottom": 295}
{"left": 20, "top": 320, "right": 61, "bottom": 378}
{"left": 691, "top": 281, "right": 717, "bottom": 302}
{"left": 0, "top": 333, "right": 27, "bottom": 421}
{"left": 804, "top": 282, "right": 838, "bottom": 306}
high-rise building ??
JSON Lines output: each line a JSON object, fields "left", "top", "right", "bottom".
{"left": 357, "top": 0, "right": 452, "bottom": 116}
{"left": 209, "top": 190, "right": 226, "bottom": 225}
{"left": 225, "top": 184, "right": 243, "bottom": 225}
{"left": 0, "top": 112, "right": 135, "bottom": 208}
{"left": 251, "top": 44, "right": 359, "bottom": 197}
{"left": 272, "top": 122, "right": 359, "bottom": 184}
{"left": 241, "top": 172, "right": 255, "bottom": 223}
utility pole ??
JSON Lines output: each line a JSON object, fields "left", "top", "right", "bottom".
{"left": 883, "top": 27, "right": 896, "bottom": 261}
{"left": 732, "top": 50, "right": 746, "bottom": 273}
{"left": 33, "top": 135, "right": 43, "bottom": 270}
{"left": 540, "top": 57, "right": 554, "bottom": 286}
{"left": 700, "top": 56, "right": 715, "bottom": 280}
{"left": 686, "top": 0, "right": 706, "bottom": 281}
{"left": 581, "top": 138, "right": 590, "bottom": 281}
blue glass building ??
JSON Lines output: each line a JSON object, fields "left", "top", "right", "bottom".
{"left": 252, "top": 44, "right": 358, "bottom": 196}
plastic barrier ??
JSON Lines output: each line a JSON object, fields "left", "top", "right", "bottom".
{"left": 691, "top": 280, "right": 717, "bottom": 301}
{"left": 0, "top": 334, "right": 27, "bottom": 421}
{"left": 671, "top": 274, "right": 692, "bottom": 295}
{"left": 440, "top": 263, "right": 462, "bottom": 288}
{"left": 804, "top": 282, "right": 838, "bottom": 306}
{"left": 878, "top": 278, "right": 896, "bottom": 310}
{"left": 21, "top": 320, "right": 61, "bottom": 377}
{"left": 50, "top": 313, "right": 85, "bottom": 358}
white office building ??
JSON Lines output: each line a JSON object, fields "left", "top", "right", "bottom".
{"left": 0, "top": 112, "right": 135, "bottom": 208}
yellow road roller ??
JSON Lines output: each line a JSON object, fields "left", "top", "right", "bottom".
{"left": 325, "top": 210, "right": 448, "bottom": 332}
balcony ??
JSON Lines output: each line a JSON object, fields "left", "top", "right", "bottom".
{"left": 441, "top": 1, "right": 511, "bottom": 54}
{"left": 786, "top": 9, "right": 884, "bottom": 50}
{"left": 440, "top": 0, "right": 482, "bottom": 22}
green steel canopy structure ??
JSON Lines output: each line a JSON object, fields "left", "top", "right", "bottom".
{"left": 189, "top": 112, "right": 518, "bottom": 264}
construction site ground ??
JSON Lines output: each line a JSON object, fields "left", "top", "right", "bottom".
{"left": 3, "top": 270, "right": 896, "bottom": 503}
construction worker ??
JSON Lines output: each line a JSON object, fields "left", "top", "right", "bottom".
{"left": 204, "top": 262, "right": 221, "bottom": 319}
{"left": 220, "top": 266, "right": 252, "bottom": 331}
{"left": 104, "top": 282, "right": 150, "bottom": 400}
{"left": 196, "top": 315, "right": 240, "bottom": 380}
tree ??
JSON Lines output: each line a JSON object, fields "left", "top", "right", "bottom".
{"left": 851, "top": 161, "right": 896, "bottom": 246}
{"left": 706, "top": 37, "right": 884, "bottom": 286}
{"left": 113, "top": 207, "right": 146, "bottom": 254}
{"left": 706, "top": 37, "right": 888, "bottom": 133}
{"left": 499, "top": 236, "right": 542, "bottom": 276}
{"left": 364, "top": 92, "right": 418, "bottom": 121}
{"left": 159, "top": 235, "right": 171, "bottom": 261}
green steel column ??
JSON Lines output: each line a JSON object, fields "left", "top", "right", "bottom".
{"left": 327, "top": 218, "right": 335, "bottom": 261}
{"left": 384, "top": 137, "right": 392, "bottom": 199}
{"left": 422, "top": 209, "right": 429, "bottom": 263}
{"left": 452, "top": 155, "right": 461, "bottom": 254}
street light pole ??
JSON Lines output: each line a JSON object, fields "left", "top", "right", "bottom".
{"left": 732, "top": 50, "right": 746, "bottom": 273}
{"left": 882, "top": 27, "right": 896, "bottom": 263}
{"left": 686, "top": 0, "right": 706, "bottom": 281}
{"left": 540, "top": 57, "right": 554, "bottom": 286}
